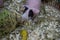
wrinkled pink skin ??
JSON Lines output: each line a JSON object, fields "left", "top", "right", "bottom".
{"left": 22, "top": 0, "right": 41, "bottom": 20}
{"left": 26, "top": 0, "right": 41, "bottom": 10}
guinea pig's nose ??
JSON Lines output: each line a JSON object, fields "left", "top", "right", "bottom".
{"left": 28, "top": 10, "right": 34, "bottom": 18}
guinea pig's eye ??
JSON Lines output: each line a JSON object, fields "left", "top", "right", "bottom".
{"left": 28, "top": 9, "right": 34, "bottom": 18}
{"left": 23, "top": 6, "right": 28, "bottom": 13}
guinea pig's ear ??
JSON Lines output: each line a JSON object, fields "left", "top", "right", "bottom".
{"left": 23, "top": 6, "right": 28, "bottom": 13}
{"left": 28, "top": 9, "right": 34, "bottom": 17}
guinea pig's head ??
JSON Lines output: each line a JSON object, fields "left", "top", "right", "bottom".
{"left": 22, "top": 6, "right": 39, "bottom": 21}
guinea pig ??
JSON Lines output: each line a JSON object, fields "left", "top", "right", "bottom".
{"left": 22, "top": 0, "right": 41, "bottom": 20}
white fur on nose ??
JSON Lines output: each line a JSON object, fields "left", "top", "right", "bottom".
{"left": 22, "top": 9, "right": 29, "bottom": 20}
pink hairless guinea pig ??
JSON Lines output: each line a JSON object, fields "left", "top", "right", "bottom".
{"left": 22, "top": 0, "right": 41, "bottom": 20}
